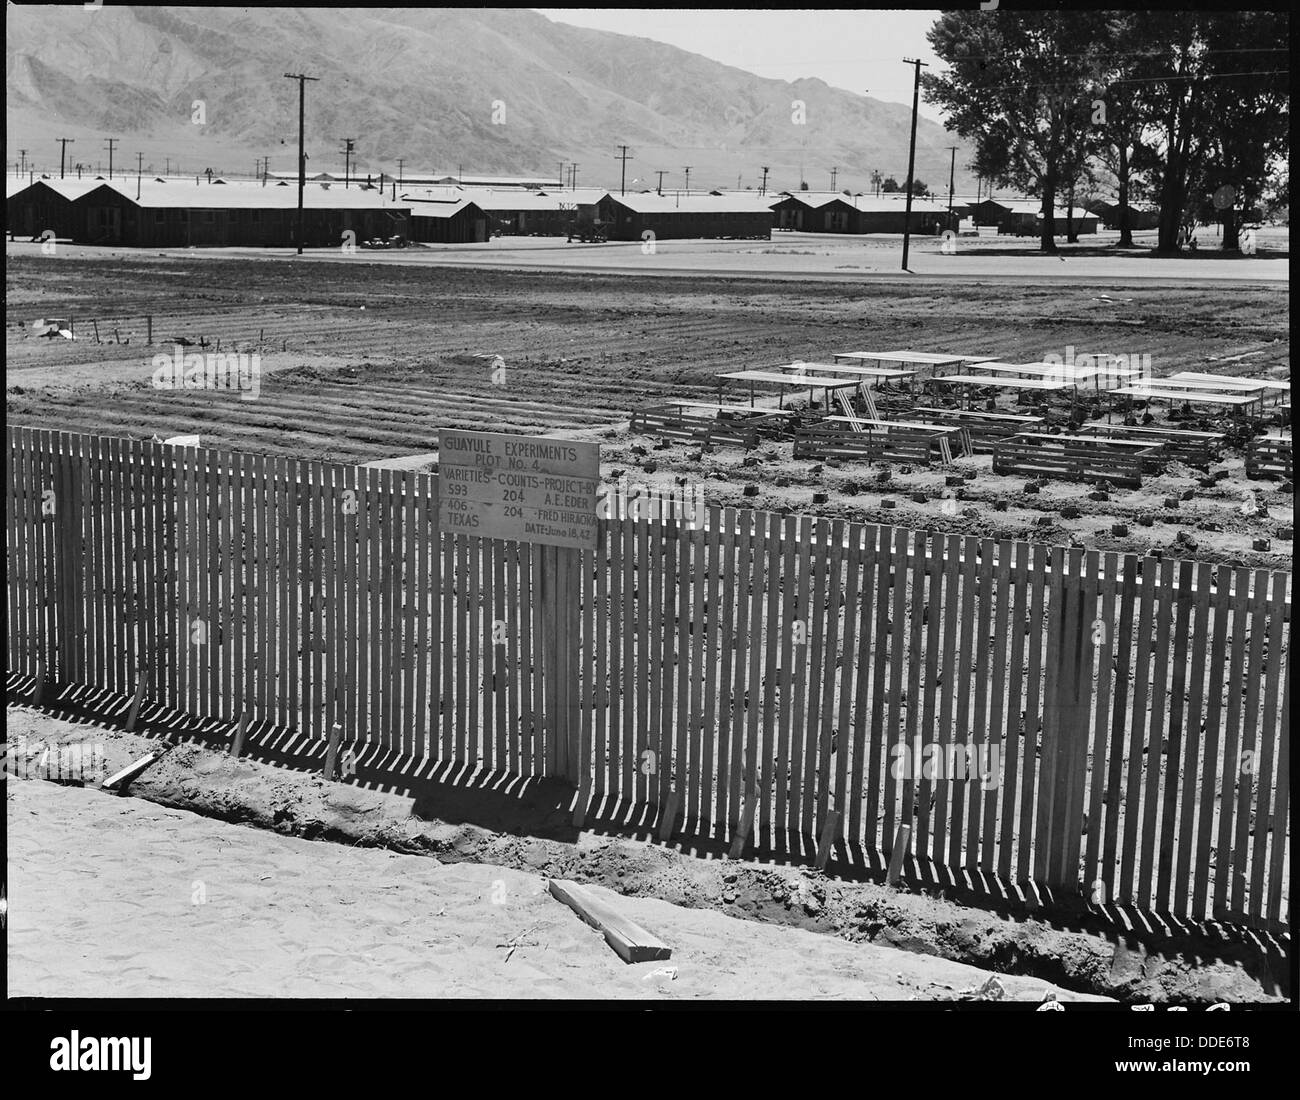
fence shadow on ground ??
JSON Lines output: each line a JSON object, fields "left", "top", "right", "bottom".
{"left": 9, "top": 674, "right": 1288, "bottom": 998}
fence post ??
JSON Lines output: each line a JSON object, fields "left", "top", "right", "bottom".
{"left": 1044, "top": 548, "right": 1091, "bottom": 893}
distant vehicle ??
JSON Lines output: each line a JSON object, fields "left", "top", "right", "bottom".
{"left": 567, "top": 212, "right": 608, "bottom": 243}
{"left": 361, "top": 235, "right": 408, "bottom": 250}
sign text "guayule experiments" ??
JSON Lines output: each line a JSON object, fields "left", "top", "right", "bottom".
{"left": 438, "top": 429, "right": 600, "bottom": 550}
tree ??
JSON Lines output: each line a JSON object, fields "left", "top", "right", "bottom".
{"left": 924, "top": 10, "right": 1109, "bottom": 253}
{"left": 881, "top": 176, "right": 900, "bottom": 192}
{"left": 1195, "top": 11, "right": 1288, "bottom": 250}
{"left": 1083, "top": 12, "right": 1148, "bottom": 247}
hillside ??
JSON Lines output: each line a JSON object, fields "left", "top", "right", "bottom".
{"left": 5, "top": 5, "right": 973, "bottom": 194}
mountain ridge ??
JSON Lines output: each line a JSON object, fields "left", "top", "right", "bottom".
{"left": 5, "top": 6, "right": 974, "bottom": 195}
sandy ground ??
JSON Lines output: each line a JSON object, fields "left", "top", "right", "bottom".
{"left": 7, "top": 776, "right": 1113, "bottom": 1002}
{"left": 7, "top": 705, "right": 1284, "bottom": 1004}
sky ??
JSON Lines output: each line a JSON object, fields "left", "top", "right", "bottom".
{"left": 533, "top": 9, "right": 948, "bottom": 124}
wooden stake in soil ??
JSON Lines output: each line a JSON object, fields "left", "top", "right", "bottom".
{"left": 815, "top": 809, "right": 840, "bottom": 870}
{"left": 324, "top": 722, "right": 343, "bottom": 780}
{"left": 572, "top": 776, "right": 592, "bottom": 828}
{"left": 887, "top": 824, "right": 912, "bottom": 886}
{"left": 229, "top": 712, "right": 249, "bottom": 759}
{"left": 657, "top": 789, "right": 681, "bottom": 842}
{"left": 124, "top": 665, "right": 148, "bottom": 732}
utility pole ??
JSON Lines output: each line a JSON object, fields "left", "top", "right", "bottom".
{"left": 396, "top": 157, "right": 405, "bottom": 190}
{"left": 341, "top": 139, "right": 356, "bottom": 188}
{"left": 57, "top": 138, "right": 74, "bottom": 179}
{"left": 683, "top": 166, "right": 691, "bottom": 194}
{"left": 569, "top": 163, "right": 579, "bottom": 189}
{"left": 283, "top": 72, "right": 319, "bottom": 255}
{"left": 830, "top": 166, "right": 837, "bottom": 191}
{"left": 900, "top": 57, "right": 927, "bottom": 272}
{"left": 558, "top": 161, "right": 565, "bottom": 188}
{"left": 19, "top": 149, "right": 28, "bottom": 177}
{"left": 165, "top": 156, "right": 171, "bottom": 177}
{"left": 655, "top": 170, "right": 665, "bottom": 195}
{"left": 616, "top": 144, "right": 631, "bottom": 196}
{"left": 136, "top": 152, "right": 144, "bottom": 200}
{"left": 946, "top": 146, "right": 957, "bottom": 230}
{"left": 104, "top": 137, "right": 118, "bottom": 180}
{"left": 759, "top": 166, "right": 769, "bottom": 196}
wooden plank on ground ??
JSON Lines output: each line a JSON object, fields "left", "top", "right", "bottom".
{"left": 547, "top": 879, "right": 671, "bottom": 964}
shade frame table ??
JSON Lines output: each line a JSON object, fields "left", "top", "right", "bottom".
{"left": 717, "top": 369, "right": 866, "bottom": 413}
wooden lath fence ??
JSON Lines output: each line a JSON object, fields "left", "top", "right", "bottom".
{"left": 6, "top": 426, "right": 1291, "bottom": 933}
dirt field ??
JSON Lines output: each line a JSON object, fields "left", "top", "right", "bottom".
{"left": 5, "top": 248, "right": 1291, "bottom": 566}
{"left": 9, "top": 705, "right": 1287, "bottom": 1003}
